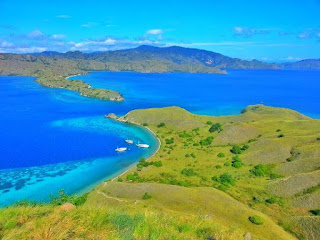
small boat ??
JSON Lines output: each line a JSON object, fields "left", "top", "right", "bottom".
{"left": 136, "top": 143, "right": 150, "bottom": 148}
{"left": 115, "top": 147, "right": 127, "bottom": 152}
{"left": 125, "top": 139, "right": 134, "bottom": 144}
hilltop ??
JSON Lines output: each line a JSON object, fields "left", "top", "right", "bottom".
{"left": 1, "top": 105, "right": 319, "bottom": 239}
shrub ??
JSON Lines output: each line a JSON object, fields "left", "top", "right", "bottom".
{"left": 206, "top": 121, "right": 213, "bottom": 125}
{"left": 199, "top": 136, "right": 214, "bottom": 146}
{"left": 142, "top": 192, "right": 152, "bottom": 200}
{"left": 181, "top": 168, "right": 196, "bottom": 177}
{"left": 241, "top": 109, "right": 247, "bottom": 114}
{"left": 232, "top": 155, "right": 243, "bottom": 168}
{"left": 241, "top": 144, "right": 249, "bottom": 151}
{"left": 217, "top": 153, "right": 225, "bottom": 158}
{"left": 193, "top": 143, "right": 199, "bottom": 146}
{"left": 317, "top": 137, "right": 320, "bottom": 141}
{"left": 230, "top": 145, "right": 242, "bottom": 154}
{"left": 310, "top": 209, "right": 320, "bottom": 216}
{"left": 165, "top": 138, "right": 174, "bottom": 144}
{"left": 278, "top": 134, "right": 285, "bottom": 138}
{"left": 224, "top": 161, "right": 230, "bottom": 166}
{"left": 142, "top": 123, "right": 148, "bottom": 126}
{"left": 248, "top": 138, "right": 256, "bottom": 143}
{"left": 50, "top": 189, "right": 88, "bottom": 206}
{"left": 190, "top": 153, "right": 196, "bottom": 158}
{"left": 153, "top": 161, "right": 163, "bottom": 167}
{"left": 250, "top": 164, "right": 272, "bottom": 177}
{"left": 276, "top": 129, "right": 281, "bottom": 132}
{"left": 157, "top": 122, "right": 166, "bottom": 128}
{"left": 215, "top": 165, "right": 222, "bottom": 169}
{"left": 117, "top": 177, "right": 123, "bottom": 182}
{"left": 127, "top": 172, "right": 139, "bottom": 181}
{"left": 248, "top": 215, "right": 264, "bottom": 225}
{"left": 219, "top": 173, "right": 235, "bottom": 186}
{"left": 209, "top": 123, "right": 223, "bottom": 133}
{"left": 185, "top": 154, "right": 190, "bottom": 158}
{"left": 286, "top": 157, "right": 294, "bottom": 162}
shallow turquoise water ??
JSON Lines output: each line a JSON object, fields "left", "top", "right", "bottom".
{"left": 1, "top": 69, "right": 319, "bottom": 206}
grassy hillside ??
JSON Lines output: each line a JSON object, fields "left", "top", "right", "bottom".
{"left": 1, "top": 105, "right": 319, "bottom": 239}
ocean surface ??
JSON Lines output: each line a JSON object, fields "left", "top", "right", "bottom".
{"left": 0, "top": 69, "right": 319, "bottom": 206}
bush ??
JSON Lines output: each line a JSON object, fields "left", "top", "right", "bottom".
{"left": 230, "top": 145, "right": 242, "bottom": 154}
{"left": 250, "top": 164, "right": 272, "bottom": 177}
{"left": 117, "top": 177, "right": 123, "bottom": 182}
{"left": 219, "top": 173, "right": 235, "bottom": 186}
{"left": 215, "top": 165, "right": 222, "bottom": 169}
{"left": 248, "top": 216, "right": 264, "bottom": 225}
{"left": 286, "top": 157, "right": 294, "bottom": 162}
{"left": 206, "top": 121, "right": 213, "bottom": 125}
{"left": 165, "top": 138, "right": 174, "bottom": 144}
{"left": 157, "top": 122, "right": 166, "bottom": 128}
{"left": 153, "top": 161, "right": 163, "bottom": 167}
{"left": 231, "top": 155, "right": 243, "bottom": 168}
{"left": 209, "top": 123, "right": 223, "bottom": 133}
{"left": 142, "top": 123, "right": 148, "bottom": 126}
{"left": 217, "top": 153, "right": 225, "bottom": 158}
{"left": 185, "top": 154, "right": 190, "bottom": 158}
{"left": 310, "top": 209, "right": 320, "bottom": 216}
{"left": 142, "top": 192, "right": 152, "bottom": 200}
{"left": 241, "top": 144, "right": 249, "bottom": 151}
{"left": 317, "top": 137, "right": 320, "bottom": 141}
{"left": 199, "top": 136, "right": 214, "bottom": 146}
{"left": 224, "top": 161, "right": 230, "bottom": 166}
{"left": 190, "top": 153, "right": 196, "bottom": 158}
{"left": 181, "top": 168, "right": 196, "bottom": 177}
{"left": 50, "top": 189, "right": 88, "bottom": 206}
{"left": 276, "top": 129, "right": 281, "bottom": 132}
{"left": 278, "top": 134, "right": 285, "bottom": 138}
{"left": 127, "top": 172, "right": 139, "bottom": 181}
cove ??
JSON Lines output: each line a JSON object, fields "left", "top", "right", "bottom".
{"left": 1, "top": 69, "right": 320, "bottom": 206}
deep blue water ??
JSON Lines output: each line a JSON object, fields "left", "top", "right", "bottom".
{"left": 0, "top": 69, "right": 319, "bottom": 206}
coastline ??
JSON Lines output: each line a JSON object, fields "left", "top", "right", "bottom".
{"left": 110, "top": 124, "right": 161, "bottom": 182}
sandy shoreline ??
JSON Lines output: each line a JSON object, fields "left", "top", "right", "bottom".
{"left": 111, "top": 124, "right": 161, "bottom": 181}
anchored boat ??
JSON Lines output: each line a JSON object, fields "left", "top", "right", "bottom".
{"left": 136, "top": 143, "right": 150, "bottom": 148}
{"left": 125, "top": 139, "right": 134, "bottom": 144}
{"left": 115, "top": 147, "right": 127, "bottom": 152}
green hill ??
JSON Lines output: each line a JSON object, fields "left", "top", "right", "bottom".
{"left": 1, "top": 105, "right": 319, "bottom": 239}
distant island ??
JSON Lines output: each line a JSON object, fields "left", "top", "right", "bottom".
{"left": 2, "top": 45, "right": 319, "bottom": 102}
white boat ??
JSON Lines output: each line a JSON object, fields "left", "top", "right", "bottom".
{"left": 136, "top": 143, "right": 149, "bottom": 148}
{"left": 125, "top": 139, "right": 134, "bottom": 144}
{"left": 115, "top": 147, "right": 127, "bottom": 152}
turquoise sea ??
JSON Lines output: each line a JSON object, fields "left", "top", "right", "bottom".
{"left": 0, "top": 69, "right": 319, "bottom": 206}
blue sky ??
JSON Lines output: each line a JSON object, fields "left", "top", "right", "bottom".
{"left": 0, "top": 0, "right": 319, "bottom": 61}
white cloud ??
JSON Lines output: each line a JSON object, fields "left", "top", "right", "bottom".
{"left": 27, "top": 30, "right": 44, "bottom": 38}
{"left": 81, "top": 22, "right": 99, "bottom": 28}
{"left": 233, "top": 26, "right": 270, "bottom": 37}
{"left": 1, "top": 41, "right": 14, "bottom": 47}
{"left": 52, "top": 34, "right": 65, "bottom": 39}
{"left": 56, "top": 15, "right": 71, "bottom": 19}
{"left": 15, "top": 47, "right": 47, "bottom": 53}
{"left": 146, "top": 29, "right": 163, "bottom": 35}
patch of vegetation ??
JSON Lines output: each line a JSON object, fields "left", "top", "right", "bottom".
{"left": 165, "top": 138, "right": 174, "bottom": 144}
{"left": 142, "top": 192, "right": 152, "bottom": 200}
{"left": 215, "top": 165, "right": 222, "bottom": 169}
{"left": 309, "top": 209, "right": 320, "bottom": 216}
{"left": 217, "top": 153, "right": 225, "bottom": 158}
{"left": 250, "top": 164, "right": 273, "bottom": 177}
{"left": 230, "top": 145, "right": 242, "bottom": 154}
{"left": 231, "top": 155, "right": 243, "bottom": 168}
{"left": 224, "top": 161, "right": 230, "bottom": 166}
{"left": 181, "top": 168, "right": 197, "bottom": 177}
{"left": 209, "top": 123, "right": 223, "bottom": 133}
{"left": 142, "top": 123, "right": 148, "bottom": 126}
{"left": 199, "top": 136, "right": 214, "bottom": 146}
{"left": 50, "top": 189, "right": 88, "bottom": 206}
{"left": 278, "top": 134, "right": 285, "bottom": 138}
{"left": 206, "top": 121, "right": 213, "bottom": 125}
{"left": 157, "top": 122, "right": 166, "bottom": 128}
{"left": 248, "top": 215, "right": 264, "bottom": 225}
{"left": 212, "top": 173, "right": 235, "bottom": 187}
